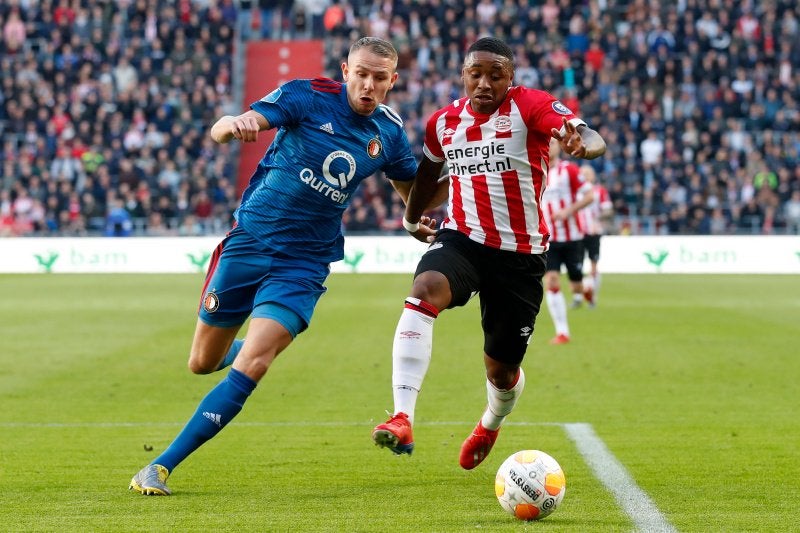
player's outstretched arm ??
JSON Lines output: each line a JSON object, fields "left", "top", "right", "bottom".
{"left": 402, "top": 156, "right": 446, "bottom": 242}
{"left": 210, "top": 110, "right": 270, "bottom": 144}
{"left": 551, "top": 118, "right": 606, "bottom": 160}
{"left": 390, "top": 174, "right": 449, "bottom": 212}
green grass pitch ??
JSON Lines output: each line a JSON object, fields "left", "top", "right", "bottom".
{"left": 0, "top": 273, "right": 797, "bottom": 532}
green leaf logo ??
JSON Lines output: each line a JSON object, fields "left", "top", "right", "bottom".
{"left": 342, "top": 250, "right": 365, "bottom": 272}
{"left": 187, "top": 251, "right": 212, "bottom": 272}
{"left": 644, "top": 250, "right": 669, "bottom": 269}
{"left": 34, "top": 251, "right": 60, "bottom": 273}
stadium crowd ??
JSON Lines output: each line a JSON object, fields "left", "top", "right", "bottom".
{"left": 1, "top": 0, "right": 799, "bottom": 237}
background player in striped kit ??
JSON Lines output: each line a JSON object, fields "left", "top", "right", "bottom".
{"left": 541, "top": 138, "right": 595, "bottom": 345}
{"left": 577, "top": 164, "right": 614, "bottom": 306}
{"left": 372, "top": 37, "right": 606, "bottom": 469}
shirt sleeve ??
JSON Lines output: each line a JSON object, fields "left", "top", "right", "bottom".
{"left": 599, "top": 186, "right": 613, "bottom": 210}
{"left": 249, "top": 79, "right": 311, "bottom": 129}
{"left": 422, "top": 109, "right": 446, "bottom": 162}
{"left": 570, "top": 163, "right": 591, "bottom": 196}
{"left": 523, "top": 88, "right": 586, "bottom": 136}
{"left": 383, "top": 127, "right": 418, "bottom": 182}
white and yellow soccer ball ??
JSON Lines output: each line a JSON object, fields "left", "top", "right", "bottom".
{"left": 494, "top": 450, "right": 566, "bottom": 520}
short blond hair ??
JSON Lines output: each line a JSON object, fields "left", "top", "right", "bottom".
{"left": 349, "top": 37, "right": 398, "bottom": 67}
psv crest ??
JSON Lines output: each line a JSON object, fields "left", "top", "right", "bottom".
{"left": 551, "top": 100, "right": 572, "bottom": 115}
{"left": 367, "top": 137, "right": 382, "bottom": 158}
{"left": 494, "top": 116, "right": 512, "bottom": 132}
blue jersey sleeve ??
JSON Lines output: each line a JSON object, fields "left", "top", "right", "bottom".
{"left": 379, "top": 107, "right": 417, "bottom": 182}
{"left": 250, "top": 79, "right": 311, "bottom": 129}
{"left": 383, "top": 129, "right": 417, "bottom": 182}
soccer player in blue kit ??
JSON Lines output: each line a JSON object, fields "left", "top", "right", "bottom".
{"left": 130, "top": 37, "right": 433, "bottom": 495}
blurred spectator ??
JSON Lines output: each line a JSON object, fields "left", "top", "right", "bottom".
{"left": 2, "top": 7, "right": 26, "bottom": 54}
{"left": 784, "top": 190, "right": 800, "bottom": 233}
{"left": 105, "top": 197, "right": 133, "bottom": 237}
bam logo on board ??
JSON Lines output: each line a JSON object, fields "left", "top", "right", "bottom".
{"left": 342, "top": 250, "right": 365, "bottom": 272}
{"left": 34, "top": 248, "right": 128, "bottom": 272}
{"left": 679, "top": 246, "right": 737, "bottom": 264}
{"left": 643, "top": 249, "right": 669, "bottom": 270}
{"left": 187, "top": 251, "right": 211, "bottom": 272}
{"left": 34, "top": 251, "right": 60, "bottom": 273}
{"left": 644, "top": 246, "right": 738, "bottom": 271}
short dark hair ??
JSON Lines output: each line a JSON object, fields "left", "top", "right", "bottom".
{"left": 349, "top": 37, "right": 398, "bottom": 65}
{"left": 466, "top": 37, "right": 514, "bottom": 63}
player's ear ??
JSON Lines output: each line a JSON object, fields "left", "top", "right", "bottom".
{"left": 341, "top": 61, "right": 349, "bottom": 81}
{"left": 389, "top": 71, "right": 398, "bottom": 89}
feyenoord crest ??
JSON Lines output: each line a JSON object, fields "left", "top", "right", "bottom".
{"left": 367, "top": 137, "right": 382, "bottom": 158}
{"left": 203, "top": 291, "right": 219, "bottom": 313}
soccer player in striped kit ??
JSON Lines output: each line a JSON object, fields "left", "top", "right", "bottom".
{"left": 541, "top": 138, "right": 595, "bottom": 344}
{"left": 577, "top": 164, "right": 614, "bottom": 307}
{"left": 372, "top": 37, "right": 606, "bottom": 469}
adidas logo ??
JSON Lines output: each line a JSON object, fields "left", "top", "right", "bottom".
{"left": 319, "top": 122, "right": 334, "bottom": 134}
{"left": 203, "top": 411, "right": 222, "bottom": 427}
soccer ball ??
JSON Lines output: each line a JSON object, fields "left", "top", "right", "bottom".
{"left": 494, "top": 450, "right": 566, "bottom": 520}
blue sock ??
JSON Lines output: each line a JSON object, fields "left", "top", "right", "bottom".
{"left": 153, "top": 368, "right": 257, "bottom": 472}
{"left": 216, "top": 339, "right": 244, "bottom": 371}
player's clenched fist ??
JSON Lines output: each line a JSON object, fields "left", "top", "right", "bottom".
{"left": 229, "top": 116, "right": 261, "bottom": 143}
{"left": 210, "top": 110, "right": 269, "bottom": 144}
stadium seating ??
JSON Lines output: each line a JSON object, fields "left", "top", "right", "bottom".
{"left": 1, "top": 1, "right": 798, "bottom": 236}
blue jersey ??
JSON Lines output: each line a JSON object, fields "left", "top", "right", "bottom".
{"left": 235, "top": 78, "right": 417, "bottom": 263}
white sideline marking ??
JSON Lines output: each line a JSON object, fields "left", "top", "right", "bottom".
{"left": 2, "top": 419, "right": 677, "bottom": 531}
{"left": 564, "top": 423, "right": 677, "bottom": 533}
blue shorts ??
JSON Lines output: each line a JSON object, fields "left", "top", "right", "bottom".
{"left": 198, "top": 225, "right": 329, "bottom": 336}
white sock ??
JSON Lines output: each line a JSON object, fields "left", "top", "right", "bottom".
{"left": 545, "top": 289, "right": 570, "bottom": 336}
{"left": 392, "top": 298, "right": 437, "bottom": 425}
{"left": 481, "top": 369, "right": 526, "bottom": 431}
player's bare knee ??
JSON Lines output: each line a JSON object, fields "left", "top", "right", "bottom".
{"left": 485, "top": 357, "right": 519, "bottom": 389}
{"left": 410, "top": 273, "right": 450, "bottom": 309}
{"left": 187, "top": 349, "right": 219, "bottom": 374}
{"left": 544, "top": 273, "right": 560, "bottom": 291}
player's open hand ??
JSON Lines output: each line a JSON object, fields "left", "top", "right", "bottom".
{"left": 409, "top": 215, "right": 438, "bottom": 243}
{"left": 551, "top": 118, "right": 587, "bottom": 158}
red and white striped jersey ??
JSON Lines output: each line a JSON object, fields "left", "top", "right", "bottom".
{"left": 578, "top": 183, "right": 613, "bottom": 236}
{"left": 541, "top": 160, "right": 592, "bottom": 242}
{"left": 423, "top": 86, "right": 584, "bottom": 254}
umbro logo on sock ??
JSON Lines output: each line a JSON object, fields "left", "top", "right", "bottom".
{"left": 319, "top": 122, "right": 334, "bottom": 134}
{"left": 203, "top": 411, "right": 222, "bottom": 427}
